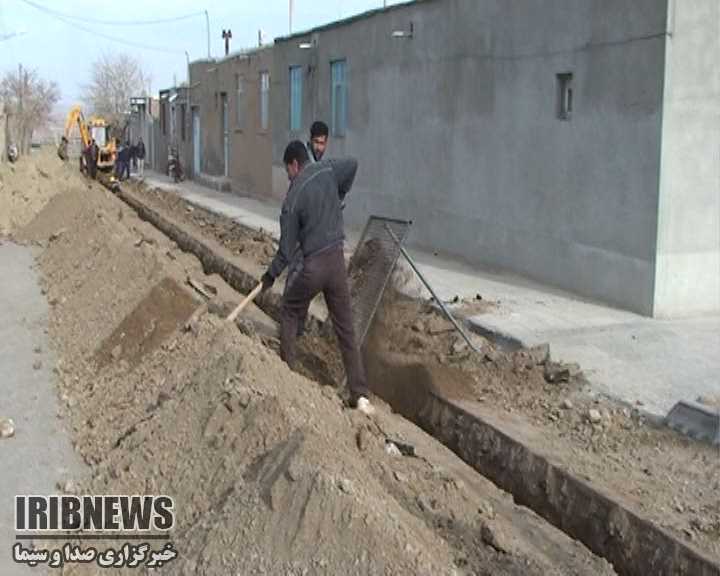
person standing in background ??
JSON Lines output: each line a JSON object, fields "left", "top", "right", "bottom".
{"left": 136, "top": 137, "right": 146, "bottom": 178}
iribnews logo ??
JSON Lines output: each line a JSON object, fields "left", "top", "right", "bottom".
{"left": 15, "top": 495, "right": 174, "bottom": 532}
{"left": 13, "top": 495, "right": 177, "bottom": 570}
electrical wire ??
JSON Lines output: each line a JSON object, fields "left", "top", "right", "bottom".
{"left": 17, "top": 0, "right": 188, "bottom": 55}
{"left": 16, "top": 0, "right": 203, "bottom": 27}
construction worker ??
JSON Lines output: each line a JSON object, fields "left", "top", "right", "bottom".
{"left": 307, "top": 120, "right": 329, "bottom": 162}
{"left": 136, "top": 138, "right": 146, "bottom": 178}
{"left": 261, "top": 141, "right": 373, "bottom": 415}
{"left": 123, "top": 140, "right": 131, "bottom": 180}
{"left": 88, "top": 138, "right": 99, "bottom": 180}
{"left": 115, "top": 142, "right": 125, "bottom": 180}
{"left": 286, "top": 120, "right": 331, "bottom": 337}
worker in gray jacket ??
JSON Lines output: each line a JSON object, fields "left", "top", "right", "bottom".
{"left": 261, "top": 140, "right": 373, "bottom": 415}
{"left": 286, "top": 120, "right": 331, "bottom": 336}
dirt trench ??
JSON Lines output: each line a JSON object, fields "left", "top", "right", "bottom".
{"left": 114, "top": 178, "right": 720, "bottom": 575}
{"left": 2, "top": 152, "right": 622, "bottom": 574}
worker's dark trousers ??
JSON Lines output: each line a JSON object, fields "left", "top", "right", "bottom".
{"left": 284, "top": 249, "right": 309, "bottom": 336}
{"left": 280, "top": 244, "right": 369, "bottom": 403}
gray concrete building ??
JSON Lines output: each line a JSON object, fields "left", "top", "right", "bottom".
{"left": 127, "top": 96, "right": 157, "bottom": 169}
{"left": 270, "top": 0, "right": 719, "bottom": 318}
{"left": 189, "top": 47, "right": 274, "bottom": 199}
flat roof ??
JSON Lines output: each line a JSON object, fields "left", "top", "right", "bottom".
{"left": 274, "top": 0, "right": 435, "bottom": 43}
{"left": 188, "top": 44, "right": 273, "bottom": 68}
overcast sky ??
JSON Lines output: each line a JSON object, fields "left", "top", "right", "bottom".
{"left": 0, "top": 0, "right": 403, "bottom": 109}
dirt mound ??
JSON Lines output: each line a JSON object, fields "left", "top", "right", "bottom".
{"left": 76, "top": 324, "right": 465, "bottom": 575}
{"left": 20, "top": 180, "right": 620, "bottom": 574}
{"left": 0, "top": 147, "right": 88, "bottom": 235}
{"left": 60, "top": 312, "right": 614, "bottom": 575}
{"left": 93, "top": 277, "right": 198, "bottom": 369}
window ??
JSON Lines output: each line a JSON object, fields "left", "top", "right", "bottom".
{"left": 331, "top": 60, "right": 348, "bottom": 137}
{"left": 557, "top": 73, "right": 573, "bottom": 120}
{"left": 289, "top": 66, "right": 303, "bottom": 132}
{"left": 235, "top": 74, "right": 244, "bottom": 129}
{"left": 259, "top": 71, "right": 270, "bottom": 131}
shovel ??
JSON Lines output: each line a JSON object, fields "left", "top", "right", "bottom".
{"left": 226, "top": 283, "right": 263, "bottom": 323}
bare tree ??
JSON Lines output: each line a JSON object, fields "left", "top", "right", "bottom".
{"left": 82, "top": 53, "right": 149, "bottom": 129}
{"left": 0, "top": 65, "right": 61, "bottom": 155}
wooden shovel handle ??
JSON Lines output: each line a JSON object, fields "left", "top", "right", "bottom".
{"left": 226, "top": 283, "right": 263, "bottom": 322}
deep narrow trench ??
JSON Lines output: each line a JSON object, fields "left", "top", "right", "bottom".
{"left": 107, "top": 180, "right": 720, "bottom": 576}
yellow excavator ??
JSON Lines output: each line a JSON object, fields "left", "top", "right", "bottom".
{"left": 57, "top": 105, "right": 117, "bottom": 172}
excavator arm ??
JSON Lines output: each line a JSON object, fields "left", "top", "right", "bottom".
{"left": 58, "top": 105, "right": 91, "bottom": 160}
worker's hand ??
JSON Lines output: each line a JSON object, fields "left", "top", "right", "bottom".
{"left": 261, "top": 272, "right": 275, "bottom": 293}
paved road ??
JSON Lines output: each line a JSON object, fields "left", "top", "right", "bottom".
{"left": 140, "top": 172, "right": 720, "bottom": 418}
{"left": 0, "top": 241, "right": 85, "bottom": 575}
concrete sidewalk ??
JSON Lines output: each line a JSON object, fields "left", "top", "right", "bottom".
{"left": 0, "top": 242, "right": 86, "bottom": 575}
{"left": 139, "top": 171, "right": 720, "bottom": 418}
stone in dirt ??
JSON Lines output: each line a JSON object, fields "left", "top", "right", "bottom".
{"left": 49, "top": 228, "right": 67, "bottom": 242}
{"left": 528, "top": 343, "right": 550, "bottom": 365}
{"left": 587, "top": 409, "right": 603, "bottom": 424}
{"left": 451, "top": 338, "right": 468, "bottom": 355}
{"left": 0, "top": 418, "right": 16, "bottom": 438}
{"left": 480, "top": 520, "right": 515, "bottom": 554}
{"left": 110, "top": 344, "right": 123, "bottom": 360}
{"left": 543, "top": 362, "right": 570, "bottom": 384}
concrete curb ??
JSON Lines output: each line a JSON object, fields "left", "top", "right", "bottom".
{"left": 420, "top": 396, "right": 720, "bottom": 576}
{"left": 464, "top": 318, "right": 525, "bottom": 352}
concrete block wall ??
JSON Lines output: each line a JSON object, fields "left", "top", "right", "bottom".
{"left": 654, "top": 0, "right": 720, "bottom": 317}
{"left": 268, "top": 0, "right": 717, "bottom": 317}
{"left": 189, "top": 47, "right": 273, "bottom": 200}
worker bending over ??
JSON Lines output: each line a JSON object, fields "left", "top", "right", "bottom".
{"left": 261, "top": 141, "right": 373, "bottom": 415}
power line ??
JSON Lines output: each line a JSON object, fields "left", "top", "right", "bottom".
{"left": 17, "top": 0, "right": 203, "bottom": 27}
{"left": 18, "top": 0, "right": 187, "bottom": 55}
{"left": 0, "top": 30, "right": 27, "bottom": 41}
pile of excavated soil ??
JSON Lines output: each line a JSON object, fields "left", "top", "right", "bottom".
{"left": 125, "top": 179, "right": 719, "bottom": 562}
{"left": 0, "top": 147, "right": 89, "bottom": 235}
{"left": 16, "top": 170, "right": 617, "bottom": 574}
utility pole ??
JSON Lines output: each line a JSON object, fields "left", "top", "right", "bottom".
{"left": 289, "top": 0, "right": 293, "bottom": 34}
{"left": 204, "top": 10, "right": 210, "bottom": 58}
